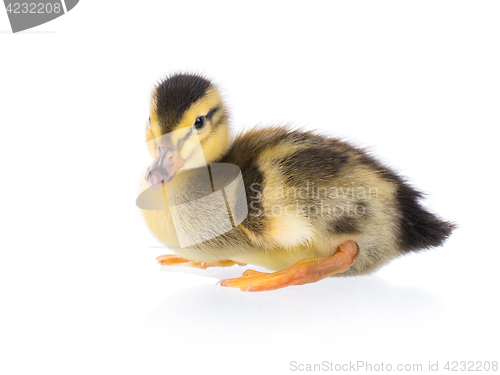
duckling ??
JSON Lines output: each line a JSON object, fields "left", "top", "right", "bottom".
{"left": 139, "top": 73, "right": 455, "bottom": 292}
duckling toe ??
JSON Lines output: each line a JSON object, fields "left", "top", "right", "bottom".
{"left": 156, "top": 254, "right": 192, "bottom": 265}
{"left": 242, "top": 269, "right": 267, "bottom": 277}
{"left": 218, "top": 240, "right": 360, "bottom": 292}
{"left": 157, "top": 254, "right": 245, "bottom": 269}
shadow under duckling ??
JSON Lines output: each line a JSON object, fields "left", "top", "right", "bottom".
{"left": 139, "top": 73, "right": 455, "bottom": 292}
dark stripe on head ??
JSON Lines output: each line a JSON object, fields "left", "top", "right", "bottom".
{"left": 206, "top": 106, "right": 220, "bottom": 121}
{"left": 177, "top": 127, "right": 194, "bottom": 151}
{"left": 209, "top": 106, "right": 228, "bottom": 130}
{"left": 154, "top": 73, "right": 212, "bottom": 132}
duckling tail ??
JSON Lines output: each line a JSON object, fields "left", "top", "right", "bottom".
{"left": 396, "top": 182, "right": 456, "bottom": 252}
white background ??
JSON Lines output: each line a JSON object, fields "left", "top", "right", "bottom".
{"left": 1, "top": 1, "right": 499, "bottom": 374}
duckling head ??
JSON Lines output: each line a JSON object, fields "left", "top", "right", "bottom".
{"left": 145, "top": 73, "right": 230, "bottom": 189}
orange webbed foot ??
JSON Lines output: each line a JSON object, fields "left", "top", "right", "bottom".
{"left": 156, "top": 254, "right": 245, "bottom": 269}
{"left": 218, "top": 240, "right": 359, "bottom": 292}
{"left": 242, "top": 269, "right": 267, "bottom": 277}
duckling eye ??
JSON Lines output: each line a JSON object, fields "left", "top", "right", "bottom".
{"left": 194, "top": 116, "right": 206, "bottom": 130}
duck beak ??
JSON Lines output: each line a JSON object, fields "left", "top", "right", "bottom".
{"left": 145, "top": 146, "right": 185, "bottom": 189}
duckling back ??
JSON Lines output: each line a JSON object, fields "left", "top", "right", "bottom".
{"left": 215, "top": 126, "right": 455, "bottom": 274}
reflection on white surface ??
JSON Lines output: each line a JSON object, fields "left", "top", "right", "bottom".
{"left": 144, "top": 270, "right": 442, "bottom": 347}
